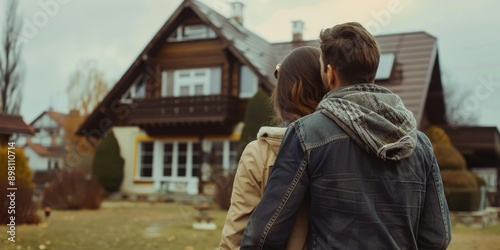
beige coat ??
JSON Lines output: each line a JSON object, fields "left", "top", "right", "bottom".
{"left": 219, "top": 126, "right": 308, "bottom": 250}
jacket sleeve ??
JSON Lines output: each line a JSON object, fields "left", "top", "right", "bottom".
{"left": 241, "top": 127, "right": 309, "bottom": 250}
{"left": 220, "top": 140, "right": 264, "bottom": 250}
{"left": 417, "top": 150, "right": 452, "bottom": 249}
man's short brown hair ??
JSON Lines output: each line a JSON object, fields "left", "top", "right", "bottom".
{"left": 319, "top": 22, "right": 380, "bottom": 86}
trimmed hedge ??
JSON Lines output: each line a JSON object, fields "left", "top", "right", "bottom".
{"left": 432, "top": 143, "right": 467, "bottom": 171}
{"left": 440, "top": 170, "right": 478, "bottom": 190}
{"left": 425, "top": 125, "right": 485, "bottom": 211}
{"left": 425, "top": 125, "right": 452, "bottom": 146}
{"left": 445, "top": 188, "right": 483, "bottom": 212}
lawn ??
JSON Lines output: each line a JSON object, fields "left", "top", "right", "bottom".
{"left": 1, "top": 201, "right": 499, "bottom": 250}
{"left": 1, "top": 201, "right": 227, "bottom": 250}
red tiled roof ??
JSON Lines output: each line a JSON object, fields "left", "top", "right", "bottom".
{"left": 0, "top": 114, "right": 35, "bottom": 135}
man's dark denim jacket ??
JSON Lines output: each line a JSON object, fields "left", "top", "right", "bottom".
{"left": 241, "top": 112, "right": 452, "bottom": 250}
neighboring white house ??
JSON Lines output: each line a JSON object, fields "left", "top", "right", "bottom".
{"left": 19, "top": 110, "right": 73, "bottom": 172}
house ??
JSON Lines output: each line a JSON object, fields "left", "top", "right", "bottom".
{"left": 443, "top": 126, "right": 500, "bottom": 206}
{"left": 0, "top": 113, "right": 34, "bottom": 145}
{"left": 78, "top": 0, "right": 499, "bottom": 199}
{"left": 18, "top": 110, "right": 83, "bottom": 188}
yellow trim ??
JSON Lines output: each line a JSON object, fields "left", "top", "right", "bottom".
{"left": 133, "top": 135, "right": 157, "bottom": 180}
{"left": 133, "top": 179, "right": 155, "bottom": 185}
{"left": 204, "top": 133, "right": 240, "bottom": 141}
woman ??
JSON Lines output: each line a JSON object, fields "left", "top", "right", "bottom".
{"left": 219, "top": 46, "right": 327, "bottom": 250}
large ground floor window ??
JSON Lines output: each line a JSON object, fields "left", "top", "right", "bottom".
{"left": 136, "top": 139, "right": 236, "bottom": 194}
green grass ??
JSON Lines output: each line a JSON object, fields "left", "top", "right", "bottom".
{"left": 0, "top": 201, "right": 228, "bottom": 250}
{"left": 1, "top": 201, "right": 499, "bottom": 250}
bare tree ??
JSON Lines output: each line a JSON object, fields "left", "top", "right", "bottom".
{"left": 442, "top": 73, "right": 480, "bottom": 126}
{"left": 66, "top": 60, "right": 109, "bottom": 117}
{"left": 64, "top": 60, "right": 109, "bottom": 174}
{"left": 0, "top": 0, "right": 24, "bottom": 114}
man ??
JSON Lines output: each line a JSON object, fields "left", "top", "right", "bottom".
{"left": 241, "top": 22, "right": 451, "bottom": 249}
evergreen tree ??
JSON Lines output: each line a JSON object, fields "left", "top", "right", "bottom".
{"left": 92, "top": 131, "right": 124, "bottom": 192}
{"left": 237, "top": 88, "right": 275, "bottom": 162}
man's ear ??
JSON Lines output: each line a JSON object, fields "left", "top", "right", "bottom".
{"left": 327, "top": 64, "right": 339, "bottom": 89}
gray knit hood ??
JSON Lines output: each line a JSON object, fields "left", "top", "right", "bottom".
{"left": 317, "top": 83, "right": 417, "bottom": 161}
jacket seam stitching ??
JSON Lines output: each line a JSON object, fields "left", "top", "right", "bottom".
{"left": 431, "top": 164, "right": 450, "bottom": 249}
{"left": 305, "top": 134, "right": 350, "bottom": 150}
{"left": 258, "top": 156, "right": 308, "bottom": 249}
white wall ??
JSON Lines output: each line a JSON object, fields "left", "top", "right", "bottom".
{"left": 112, "top": 126, "right": 155, "bottom": 194}
{"left": 31, "top": 113, "right": 65, "bottom": 147}
{"left": 24, "top": 146, "right": 49, "bottom": 172}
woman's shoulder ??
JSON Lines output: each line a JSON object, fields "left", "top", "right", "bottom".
{"left": 257, "top": 126, "right": 288, "bottom": 139}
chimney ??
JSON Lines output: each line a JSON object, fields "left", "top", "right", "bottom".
{"left": 292, "top": 20, "right": 304, "bottom": 42}
{"left": 230, "top": 1, "right": 244, "bottom": 25}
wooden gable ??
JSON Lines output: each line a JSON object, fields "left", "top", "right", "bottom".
{"left": 78, "top": 0, "right": 269, "bottom": 137}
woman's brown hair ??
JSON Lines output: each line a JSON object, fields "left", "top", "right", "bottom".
{"left": 271, "top": 46, "right": 328, "bottom": 124}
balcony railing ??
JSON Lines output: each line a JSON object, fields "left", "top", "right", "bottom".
{"left": 120, "top": 95, "right": 241, "bottom": 126}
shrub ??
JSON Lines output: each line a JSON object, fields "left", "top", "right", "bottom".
{"left": 426, "top": 125, "right": 485, "bottom": 211}
{"left": 92, "top": 131, "right": 124, "bottom": 193}
{"left": 0, "top": 179, "right": 40, "bottom": 224}
{"left": 42, "top": 171, "right": 105, "bottom": 210}
{"left": 425, "top": 125, "right": 452, "bottom": 146}
{"left": 0, "top": 147, "right": 39, "bottom": 224}
{"left": 432, "top": 143, "right": 466, "bottom": 171}
{"left": 0, "top": 147, "right": 34, "bottom": 190}
{"left": 238, "top": 88, "right": 275, "bottom": 162}
{"left": 440, "top": 170, "right": 478, "bottom": 190}
{"left": 445, "top": 188, "right": 482, "bottom": 212}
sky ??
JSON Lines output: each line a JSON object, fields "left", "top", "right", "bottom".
{"left": 1, "top": 0, "right": 499, "bottom": 128}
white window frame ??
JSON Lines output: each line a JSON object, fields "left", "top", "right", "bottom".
{"left": 168, "top": 25, "right": 217, "bottom": 42}
{"left": 161, "top": 71, "right": 168, "bottom": 97}
{"left": 161, "top": 141, "right": 200, "bottom": 178}
{"left": 137, "top": 141, "right": 154, "bottom": 179}
{"left": 207, "top": 140, "right": 238, "bottom": 172}
{"left": 375, "top": 53, "right": 396, "bottom": 81}
{"left": 173, "top": 68, "right": 211, "bottom": 97}
{"left": 184, "top": 25, "right": 208, "bottom": 39}
{"left": 239, "top": 66, "right": 259, "bottom": 98}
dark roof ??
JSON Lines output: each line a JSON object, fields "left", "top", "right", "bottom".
{"left": 0, "top": 114, "right": 34, "bottom": 135}
{"left": 375, "top": 32, "right": 439, "bottom": 126}
{"left": 270, "top": 33, "right": 441, "bottom": 127}
{"left": 191, "top": 0, "right": 276, "bottom": 87}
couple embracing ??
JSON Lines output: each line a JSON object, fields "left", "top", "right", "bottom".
{"left": 220, "top": 22, "right": 451, "bottom": 250}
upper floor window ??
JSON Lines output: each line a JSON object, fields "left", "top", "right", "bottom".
{"left": 375, "top": 53, "right": 396, "bottom": 81}
{"left": 239, "top": 66, "right": 258, "bottom": 98}
{"left": 173, "top": 67, "right": 221, "bottom": 97}
{"left": 168, "top": 24, "right": 217, "bottom": 42}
